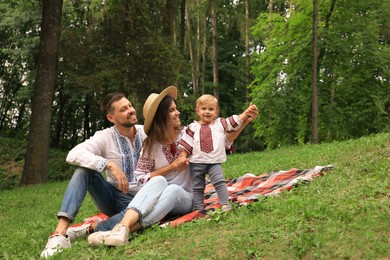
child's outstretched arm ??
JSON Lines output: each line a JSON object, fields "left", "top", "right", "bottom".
{"left": 238, "top": 103, "right": 258, "bottom": 122}
{"left": 226, "top": 103, "right": 258, "bottom": 143}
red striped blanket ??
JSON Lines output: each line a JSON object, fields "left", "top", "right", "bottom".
{"left": 77, "top": 165, "right": 333, "bottom": 228}
{"left": 164, "top": 165, "right": 333, "bottom": 226}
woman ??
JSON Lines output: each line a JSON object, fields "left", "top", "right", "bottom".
{"left": 87, "top": 86, "right": 257, "bottom": 247}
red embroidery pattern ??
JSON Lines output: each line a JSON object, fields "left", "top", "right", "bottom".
{"left": 186, "top": 127, "right": 194, "bottom": 137}
{"left": 220, "top": 118, "right": 227, "bottom": 131}
{"left": 135, "top": 157, "right": 155, "bottom": 172}
{"left": 179, "top": 139, "right": 193, "bottom": 155}
{"left": 163, "top": 143, "right": 178, "bottom": 163}
{"left": 200, "top": 124, "right": 213, "bottom": 153}
{"left": 228, "top": 115, "right": 238, "bottom": 128}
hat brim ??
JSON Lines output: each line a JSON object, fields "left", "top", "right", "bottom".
{"left": 143, "top": 86, "right": 177, "bottom": 135}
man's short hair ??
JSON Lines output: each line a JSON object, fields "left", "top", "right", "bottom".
{"left": 101, "top": 93, "right": 125, "bottom": 115}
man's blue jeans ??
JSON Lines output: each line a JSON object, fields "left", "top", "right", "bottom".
{"left": 57, "top": 167, "right": 134, "bottom": 222}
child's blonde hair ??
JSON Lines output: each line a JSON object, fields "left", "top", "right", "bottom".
{"left": 195, "top": 94, "right": 218, "bottom": 110}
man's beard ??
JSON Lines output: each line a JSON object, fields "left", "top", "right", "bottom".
{"left": 120, "top": 122, "right": 136, "bottom": 128}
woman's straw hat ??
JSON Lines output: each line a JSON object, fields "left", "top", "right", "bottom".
{"left": 143, "top": 86, "right": 177, "bottom": 135}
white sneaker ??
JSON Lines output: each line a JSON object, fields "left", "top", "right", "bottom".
{"left": 104, "top": 224, "right": 129, "bottom": 247}
{"left": 40, "top": 234, "right": 71, "bottom": 258}
{"left": 221, "top": 204, "right": 232, "bottom": 212}
{"left": 87, "top": 231, "right": 111, "bottom": 247}
{"left": 66, "top": 223, "right": 92, "bottom": 241}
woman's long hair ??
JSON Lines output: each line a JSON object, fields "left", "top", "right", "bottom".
{"left": 142, "top": 95, "right": 177, "bottom": 158}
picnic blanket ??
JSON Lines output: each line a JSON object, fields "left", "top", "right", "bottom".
{"left": 76, "top": 165, "right": 333, "bottom": 228}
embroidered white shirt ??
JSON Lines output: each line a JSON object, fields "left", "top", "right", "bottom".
{"left": 66, "top": 125, "right": 146, "bottom": 191}
{"left": 132, "top": 130, "right": 193, "bottom": 195}
{"left": 179, "top": 115, "right": 242, "bottom": 164}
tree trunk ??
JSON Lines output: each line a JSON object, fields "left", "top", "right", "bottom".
{"left": 195, "top": 0, "right": 201, "bottom": 98}
{"left": 53, "top": 84, "right": 65, "bottom": 147}
{"left": 163, "top": 0, "right": 179, "bottom": 43}
{"left": 211, "top": 0, "right": 219, "bottom": 100}
{"left": 21, "top": 0, "right": 63, "bottom": 185}
{"left": 83, "top": 94, "right": 91, "bottom": 140}
{"left": 180, "top": 0, "right": 186, "bottom": 54}
{"left": 0, "top": 84, "right": 21, "bottom": 129}
{"left": 245, "top": 0, "right": 250, "bottom": 101}
{"left": 14, "top": 98, "right": 28, "bottom": 134}
{"left": 201, "top": 12, "right": 207, "bottom": 95}
{"left": 311, "top": 0, "right": 335, "bottom": 142}
{"left": 311, "top": 0, "right": 319, "bottom": 143}
{"left": 185, "top": 1, "right": 198, "bottom": 96}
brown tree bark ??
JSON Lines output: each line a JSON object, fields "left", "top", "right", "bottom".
{"left": 21, "top": 0, "right": 63, "bottom": 185}
{"left": 201, "top": 9, "right": 207, "bottom": 95}
{"left": 180, "top": 0, "right": 186, "bottom": 54}
{"left": 211, "top": 0, "right": 219, "bottom": 100}
{"left": 311, "top": 0, "right": 319, "bottom": 143}
{"left": 245, "top": 0, "right": 250, "bottom": 101}
{"left": 185, "top": 1, "right": 198, "bottom": 96}
{"left": 195, "top": 0, "right": 201, "bottom": 97}
{"left": 163, "top": 0, "right": 180, "bottom": 43}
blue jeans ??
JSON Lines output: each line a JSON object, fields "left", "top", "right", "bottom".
{"left": 57, "top": 167, "right": 134, "bottom": 222}
{"left": 95, "top": 176, "right": 193, "bottom": 231}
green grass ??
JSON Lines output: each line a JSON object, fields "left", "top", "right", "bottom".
{"left": 0, "top": 133, "right": 389, "bottom": 259}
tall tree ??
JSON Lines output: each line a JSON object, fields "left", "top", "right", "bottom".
{"left": 163, "top": 0, "right": 180, "bottom": 42}
{"left": 200, "top": 2, "right": 208, "bottom": 95}
{"left": 245, "top": 0, "right": 250, "bottom": 101}
{"left": 21, "top": 0, "right": 63, "bottom": 185}
{"left": 311, "top": 0, "right": 319, "bottom": 143}
{"left": 210, "top": 0, "right": 219, "bottom": 99}
{"left": 180, "top": 0, "right": 186, "bottom": 53}
{"left": 185, "top": 1, "right": 198, "bottom": 95}
{"left": 195, "top": 0, "right": 201, "bottom": 97}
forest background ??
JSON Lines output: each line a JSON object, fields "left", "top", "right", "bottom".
{"left": 0, "top": 0, "right": 389, "bottom": 187}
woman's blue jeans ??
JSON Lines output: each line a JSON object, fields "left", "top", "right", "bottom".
{"left": 95, "top": 176, "right": 193, "bottom": 231}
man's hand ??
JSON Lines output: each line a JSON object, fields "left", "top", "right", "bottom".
{"left": 105, "top": 161, "right": 129, "bottom": 194}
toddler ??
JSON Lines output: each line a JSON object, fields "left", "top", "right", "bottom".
{"left": 179, "top": 94, "right": 256, "bottom": 211}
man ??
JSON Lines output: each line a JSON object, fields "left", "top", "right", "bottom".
{"left": 41, "top": 93, "right": 146, "bottom": 258}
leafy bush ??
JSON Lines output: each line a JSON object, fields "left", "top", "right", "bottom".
{"left": 0, "top": 168, "right": 20, "bottom": 190}
{"left": 0, "top": 137, "right": 74, "bottom": 190}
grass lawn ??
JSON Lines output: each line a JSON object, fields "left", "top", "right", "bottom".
{"left": 0, "top": 133, "right": 389, "bottom": 259}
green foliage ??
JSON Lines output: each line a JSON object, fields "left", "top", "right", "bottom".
{"left": 47, "top": 148, "right": 76, "bottom": 182}
{"left": 0, "top": 133, "right": 388, "bottom": 258}
{"left": 1, "top": 0, "right": 187, "bottom": 151}
{"left": 0, "top": 137, "right": 74, "bottom": 190}
{"left": 250, "top": 0, "right": 390, "bottom": 148}
{"left": 0, "top": 137, "right": 25, "bottom": 190}
{"left": 1, "top": 0, "right": 389, "bottom": 184}
{"left": 318, "top": 0, "right": 390, "bottom": 141}
{"left": 0, "top": 1, "right": 40, "bottom": 137}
